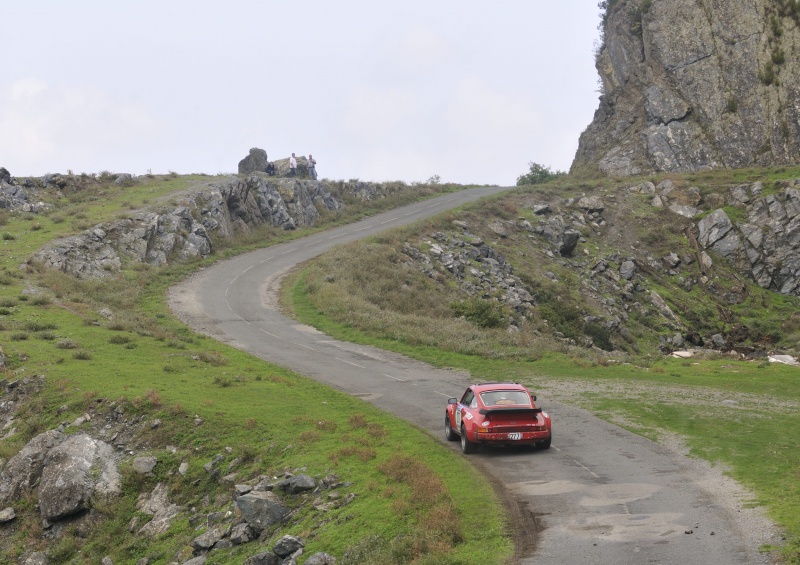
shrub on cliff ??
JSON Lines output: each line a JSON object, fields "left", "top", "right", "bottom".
{"left": 516, "top": 162, "right": 565, "bottom": 186}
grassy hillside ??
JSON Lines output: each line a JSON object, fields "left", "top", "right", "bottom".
{"left": 0, "top": 174, "right": 512, "bottom": 564}
{"left": 285, "top": 166, "right": 800, "bottom": 564}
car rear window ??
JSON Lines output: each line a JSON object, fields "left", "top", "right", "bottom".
{"left": 480, "top": 390, "right": 532, "bottom": 407}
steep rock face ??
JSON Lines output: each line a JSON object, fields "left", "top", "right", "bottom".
{"left": 572, "top": 0, "right": 800, "bottom": 176}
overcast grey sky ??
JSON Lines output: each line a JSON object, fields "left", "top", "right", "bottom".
{"left": 2, "top": 1, "right": 602, "bottom": 186}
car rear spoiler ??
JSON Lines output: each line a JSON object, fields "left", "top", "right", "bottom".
{"left": 479, "top": 407, "right": 542, "bottom": 416}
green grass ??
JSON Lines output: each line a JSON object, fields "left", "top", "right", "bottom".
{"left": 0, "top": 175, "right": 513, "bottom": 564}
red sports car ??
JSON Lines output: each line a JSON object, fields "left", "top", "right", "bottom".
{"left": 445, "top": 382, "right": 552, "bottom": 454}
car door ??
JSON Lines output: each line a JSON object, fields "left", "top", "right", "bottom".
{"left": 456, "top": 388, "right": 475, "bottom": 429}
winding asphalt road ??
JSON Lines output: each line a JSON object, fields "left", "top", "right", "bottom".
{"left": 169, "top": 186, "right": 770, "bottom": 564}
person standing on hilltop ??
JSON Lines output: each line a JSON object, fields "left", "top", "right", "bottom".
{"left": 308, "top": 154, "right": 317, "bottom": 180}
{"left": 289, "top": 153, "right": 297, "bottom": 177}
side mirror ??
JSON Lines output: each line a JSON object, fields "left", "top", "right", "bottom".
{"left": 448, "top": 398, "right": 458, "bottom": 405}
{"left": 531, "top": 395, "right": 537, "bottom": 402}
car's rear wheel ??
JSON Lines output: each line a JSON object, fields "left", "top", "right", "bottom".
{"left": 445, "top": 415, "right": 458, "bottom": 441}
{"left": 538, "top": 433, "right": 552, "bottom": 450}
{"left": 460, "top": 424, "right": 477, "bottom": 454}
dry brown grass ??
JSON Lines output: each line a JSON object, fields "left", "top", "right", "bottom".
{"left": 298, "top": 238, "right": 558, "bottom": 360}
{"left": 377, "top": 455, "right": 465, "bottom": 558}
{"left": 366, "top": 422, "right": 387, "bottom": 438}
{"left": 316, "top": 419, "right": 338, "bottom": 432}
{"left": 348, "top": 413, "right": 368, "bottom": 429}
{"left": 131, "top": 389, "right": 163, "bottom": 410}
{"left": 196, "top": 351, "right": 227, "bottom": 366}
{"left": 300, "top": 430, "right": 321, "bottom": 443}
{"left": 331, "top": 446, "right": 376, "bottom": 463}
{"left": 379, "top": 456, "right": 446, "bottom": 508}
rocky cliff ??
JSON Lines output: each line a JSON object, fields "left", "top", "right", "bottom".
{"left": 572, "top": 0, "right": 800, "bottom": 176}
{"left": 26, "top": 175, "right": 400, "bottom": 278}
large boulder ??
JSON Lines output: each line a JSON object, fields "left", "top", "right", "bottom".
{"left": 234, "top": 491, "right": 289, "bottom": 533}
{"left": 238, "top": 148, "right": 269, "bottom": 175}
{"left": 697, "top": 209, "right": 733, "bottom": 248}
{"left": 38, "top": 434, "right": 121, "bottom": 521}
{"left": 273, "top": 535, "right": 305, "bottom": 557}
{"left": 0, "top": 430, "right": 64, "bottom": 505}
{"left": 278, "top": 474, "right": 316, "bottom": 494}
{"left": 0, "top": 432, "right": 121, "bottom": 523}
{"left": 273, "top": 156, "right": 309, "bottom": 178}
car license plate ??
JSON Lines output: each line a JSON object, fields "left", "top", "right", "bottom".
{"left": 507, "top": 432, "right": 522, "bottom": 440}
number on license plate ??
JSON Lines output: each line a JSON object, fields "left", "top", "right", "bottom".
{"left": 507, "top": 432, "right": 522, "bottom": 440}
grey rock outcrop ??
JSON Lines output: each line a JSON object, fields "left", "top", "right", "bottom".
{"left": 0, "top": 429, "right": 65, "bottom": 504}
{"left": 273, "top": 535, "right": 305, "bottom": 557}
{"left": 38, "top": 434, "right": 121, "bottom": 521}
{"left": 0, "top": 382, "right": 347, "bottom": 560}
{"left": 0, "top": 431, "right": 121, "bottom": 522}
{"left": 0, "top": 167, "right": 50, "bottom": 213}
{"left": 136, "top": 483, "right": 180, "bottom": 536}
{"left": 0, "top": 506, "right": 16, "bottom": 522}
{"left": 229, "top": 522, "right": 255, "bottom": 545}
{"left": 234, "top": 491, "right": 289, "bottom": 533}
{"left": 28, "top": 175, "right": 342, "bottom": 278}
{"left": 238, "top": 148, "right": 269, "bottom": 175}
{"left": 18, "top": 552, "right": 49, "bottom": 565}
{"left": 619, "top": 260, "right": 636, "bottom": 280}
{"left": 534, "top": 217, "right": 581, "bottom": 256}
{"left": 27, "top": 176, "right": 423, "bottom": 280}
{"left": 114, "top": 173, "right": 133, "bottom": 186}
{"left": 132, "top": 455, "right": 158, "bottom": 474}
{"left": 277, "top": 473, "right": 316, "bottom": 494}
{"left": 695, "top": 182, "right": 800, "bottom": 295}
{"left": 273, "top": 155, "right": 309, "bottom": 178}
{"left": 190, "top": 527, "right": 225, "bottom": 551}
{"left": 28, "top": 211, "right": 210, "bottom": 278}
{"left": 573, "top": 0, "right": 800, "bottom": 176}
